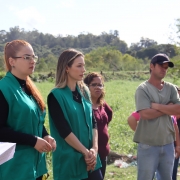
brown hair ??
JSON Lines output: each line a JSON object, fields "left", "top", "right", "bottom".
{"left": 55, "top": 48, "right": 90, "bottom": 101}
{"left": 55, "top": 49, "right": 83, "bottom": 88}
{"left": 84, "top": 72, "right": 105, "bottom": 106}
{"left": 4, "top": 40, "right": 45, "bottom": 111}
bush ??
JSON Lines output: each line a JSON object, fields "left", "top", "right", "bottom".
{"left": 0, "top": 71, "right": 6, "bottom": 80}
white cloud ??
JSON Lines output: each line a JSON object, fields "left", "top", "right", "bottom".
{"left": 56, "top": 0, "right": 75, "bottom": 8}
{"left": 16, "top": 7, "right": 45, "bottom": 27}
{"left": 8, "top": 6, "right": 18, "bottom": 11}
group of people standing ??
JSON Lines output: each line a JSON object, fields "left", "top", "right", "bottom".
{"left": 1, "top": 39, "right": 179, "bottom": 180}
{"left": 0, "top": 40, "right": 112, "bottom": 180}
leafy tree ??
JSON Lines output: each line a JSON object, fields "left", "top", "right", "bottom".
{"left": 0, "top": 26, "right": 179, "bottom": 73}
{"left": 130, "top": 37, "right": 157, "bottom": 52}
{"left": 35, "top": 58, "right": 48, "bottom": 72}
{"left": 113, "top": 30, "right": 119, "bottom": 37}
{"left": 0, "top": 54, "right": 4, "bottom": 70}
{"left": 44, "top": 54, "right": 57, "bottom": 71}
{"left": 0, "top": 30, "right": 7, "bottom": 43}
{"left": 176, "top": 18, "right": 180, "bottom": 43}
{"left": 111, "top": 39, "right": 128, "bottom": 53}
{"left": 136, "top": 47, "right": 158, "bottom": 59}
{"left": 85, "top": 46, "right": 138, "bottom": 71}
{"left": 6, "top": 26, "right": 23, "bottom": 42}
{"left": 157, "top": 44, "right": 179, "bottom": 57}
{"left": 139, "top": 37, "right": 157, "bottom": 48}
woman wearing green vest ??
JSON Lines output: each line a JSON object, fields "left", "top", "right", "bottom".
{"left": 47, "top": 49, "right": 102, "bottom": 180}
{"left": 0, "top": 40, "right": 56, "bottom": 180}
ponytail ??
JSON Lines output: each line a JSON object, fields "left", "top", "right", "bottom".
{"left": 26, "top": 76, "right": 46, "bottom": 111}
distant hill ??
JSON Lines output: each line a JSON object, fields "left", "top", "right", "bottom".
{"left": 0, "top": 26, "right": 179, "bottom": 72}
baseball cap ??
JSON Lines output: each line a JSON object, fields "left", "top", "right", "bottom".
{"left": 150, "top": 53, "right": 174, "bottom": 68}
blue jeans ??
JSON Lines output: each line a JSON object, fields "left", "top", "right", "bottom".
{"left": 137, "top": 143, "right": 174, "bottom": 180}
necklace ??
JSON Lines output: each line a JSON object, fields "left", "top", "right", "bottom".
{"left": 73, "top": 91, "right": 79, "bottom": 100}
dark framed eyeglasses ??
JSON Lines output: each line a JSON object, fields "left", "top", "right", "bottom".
{"left": 89, "top": 83, "right": 104, "bottom": 89}
{"left": 12, "top": 55, "right": 38, "bottom": 63}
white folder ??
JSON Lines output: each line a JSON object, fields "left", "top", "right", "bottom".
{"left": 0, "top": 142, "right": 16, "bottom": 165}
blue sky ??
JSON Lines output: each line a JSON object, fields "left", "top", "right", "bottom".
{"left": 0, "top": 0, "right": 180, "bottom": 46}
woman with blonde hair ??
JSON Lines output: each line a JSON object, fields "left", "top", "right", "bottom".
{"left": 84, "top": 72, "right": 113, "bottom": 179}
{"left": 0, "top": 40, "right": 56, "bottom": 180}
{"left": 47, "top": 49, "right": 102, "bottom": 180}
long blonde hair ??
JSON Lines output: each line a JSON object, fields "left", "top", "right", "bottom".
{"left": 4, "top": 40, "right": 45, "bottom": 111}
{"left": 56, "top": 49, "right": 90, "bottom": 101}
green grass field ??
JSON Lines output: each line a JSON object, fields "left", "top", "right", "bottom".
{"left": 35, "top": 78, "right": 180, "bottom": 180}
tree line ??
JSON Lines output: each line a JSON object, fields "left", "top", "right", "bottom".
{"left": 0, "top": 20, "right": 179, "bottom": 72}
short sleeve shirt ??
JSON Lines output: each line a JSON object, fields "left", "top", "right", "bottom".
{"left": 133, "top": 80, "right": 180, "bottom": 146}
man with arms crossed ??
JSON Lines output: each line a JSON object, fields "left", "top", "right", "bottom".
{"left": 134, "top": 53, "right": 180, "bottom": 180}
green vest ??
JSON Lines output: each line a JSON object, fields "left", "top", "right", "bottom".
{"left": 49, "top": 86, "right": 101, "bottom": 180}
{"left": 0, "top": 72, "right": 47, "bottom": 180}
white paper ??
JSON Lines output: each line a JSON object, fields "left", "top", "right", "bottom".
{"left": 0, "top": 142, "right": 16, "bottom": 165}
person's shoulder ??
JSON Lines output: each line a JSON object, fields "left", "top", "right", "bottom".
{"left": 138, "top": 81, "right": 148, "bottom": 87}
{"left": 51, "top": 87, "right": 67, "bottom": 92}
{"left": 103, "top": 101, "right": 113, "bottom": 111}
{"left": 0, "top": 75, "right": 10, "bottom": 89}
{"left": 136, "top": 81, "right": 149, "bottom": 90}
{"left": 49, "top": 87, "right": 66, "bottom": 97}
{"left": 103, "top": 101, "right": 108, "bottom": 106}
{"left": 164, "top": 81, "right": 175, "bottom": 87}
{"left": 164, "top": 81, "right": 177, "bottom": 90}
{"left": 103, "top": 101, "right": 109, "bottom": 108}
